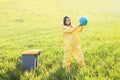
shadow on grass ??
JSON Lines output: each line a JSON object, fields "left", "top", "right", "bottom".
{"left": 47, "top": 64, "right": 80, "bottom": 80}
{"left": 5, "top": 57, "right": 23, "bottom": 80}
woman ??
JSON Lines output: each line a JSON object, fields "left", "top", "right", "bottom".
{"left": 62, "top": 16, "right": 86, "bottom": 68}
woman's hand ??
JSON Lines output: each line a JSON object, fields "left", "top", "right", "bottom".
{"left": 80, "top": 24, "right": 87, "bottom": 26}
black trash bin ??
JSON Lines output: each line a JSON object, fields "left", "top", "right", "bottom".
{"left": 22, "top": 50, "right": 42, "bottom": 71}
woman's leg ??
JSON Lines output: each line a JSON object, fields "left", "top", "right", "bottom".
{"left": 72, "top": 44, "right": 85, "bottom": 67}
{"left": 63, "top": 44, "right": 72, "bottom": 68}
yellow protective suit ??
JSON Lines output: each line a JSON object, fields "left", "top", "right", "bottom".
{"left": 63, "top": 25, "right": 85, "bottom": 68}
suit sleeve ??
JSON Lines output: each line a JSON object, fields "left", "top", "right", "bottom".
{"left": 75, "top": 25, "right": 84, "bottom": 32}
{"left": 63, "top": 26, "right": 79, "bottom": 33}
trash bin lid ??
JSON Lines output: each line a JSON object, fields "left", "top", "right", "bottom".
{"left": 22, "top": 50, "right": 41, "bottom": 55}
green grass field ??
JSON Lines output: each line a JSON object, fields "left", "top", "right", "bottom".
{"left": 0, "top": 0, "right": 120, "bottom": 80}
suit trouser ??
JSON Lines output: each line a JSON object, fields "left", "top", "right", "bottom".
{"left": 63, "top": 42, "right": 85, "bottom": 68}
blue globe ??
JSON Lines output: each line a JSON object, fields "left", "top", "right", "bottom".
{"left": 79, "top": 16, "right": 88, "bottom": 25}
